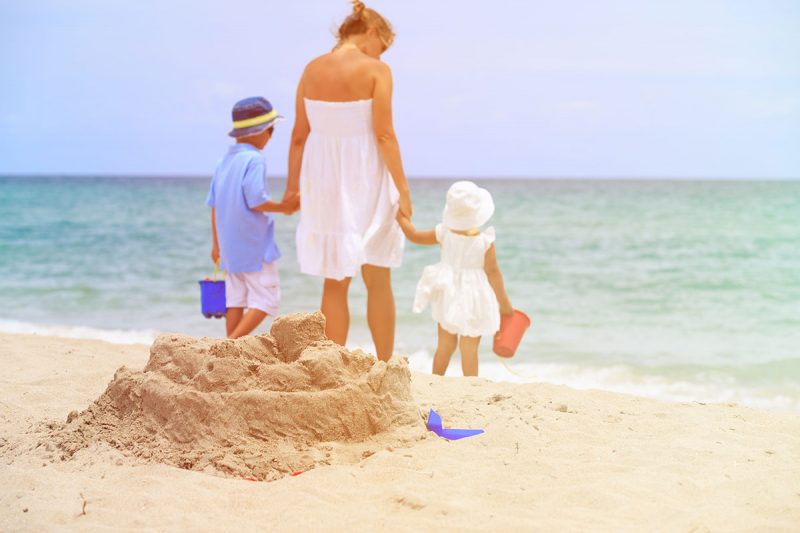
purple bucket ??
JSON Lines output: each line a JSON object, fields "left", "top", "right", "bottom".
{"left": 199, "top": 279, "right": 226, "bottom": 319}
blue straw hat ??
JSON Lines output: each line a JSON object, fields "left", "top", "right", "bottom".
{"left": 228, "top": 96, "right": 284, "bottom": 138}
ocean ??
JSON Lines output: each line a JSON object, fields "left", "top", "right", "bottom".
{"left": 2, "top": 176, "right": 799, "bottom": 411}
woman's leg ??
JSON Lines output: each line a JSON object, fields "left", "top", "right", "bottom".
{"left": 361, "top": 265, "right": 395, "bottom": 362}
{"left": 322, "top": 277, "right": 352, "bottom": 346}
{"left": 433, "top": 324, "right": 458, "bottom": 376}
{"left": 459, "top": 336, "right": 481, "bottom": 377}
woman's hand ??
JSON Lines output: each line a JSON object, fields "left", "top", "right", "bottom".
{"left": 399, "top": 190, "right": 413, "bottom": 218}
{"left": 281, "top": 193, "right": 301, "bottom": 215}
{"left": 211, "top": 245, "right": 220, "bottom": 264}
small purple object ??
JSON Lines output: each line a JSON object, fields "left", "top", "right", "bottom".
{"left": 199, "top": 279, "right": 226, "bottom": 319}
{"left": 426, "top": 409, "right": 484, "bottom": 440}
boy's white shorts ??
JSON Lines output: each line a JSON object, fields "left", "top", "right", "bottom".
{"left": 225, "top": 261, "right": 280, "bottom": 315}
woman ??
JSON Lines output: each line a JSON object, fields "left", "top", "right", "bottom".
{"left": 285, "top": 1, "right": 412, "bottom": 361}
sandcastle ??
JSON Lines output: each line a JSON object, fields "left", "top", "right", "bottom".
{"left": 54, "top": 312, "right": 426, "bottom": 480}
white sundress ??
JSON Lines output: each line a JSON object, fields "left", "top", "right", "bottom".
{"left": 413, "top": 224, "right": 501, "bottom": 337}
{"left": 296, "top": 98, "right": 404, "bottom": 281}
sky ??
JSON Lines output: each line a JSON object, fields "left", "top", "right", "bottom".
{"left": 1, "top": 0, "right": 799, "bottom": 179}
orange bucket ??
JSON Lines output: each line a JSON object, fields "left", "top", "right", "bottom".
{"left": 493, "top": 310, "right": 531, "bottom": 358}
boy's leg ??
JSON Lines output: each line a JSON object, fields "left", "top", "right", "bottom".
{"left": 322, "top": 277, "right": 352, "bottom": 346}
{"left": 228, "top": 309, "right": 267, "bottom": 339}
{"left": 361, "top": 265, "right": 395, "bottom": 362}
{"left": 433, "top": 324, "right": 458, "bottom": 376}
{"left": 227, "top": 262, "right": 277, "bottom": 339}
{"left": 459, "top": 336, "right": 481, "bottom": 377}
{"left": 225, "top": 308, "right": 244, "bottom": 337}
{"left": 224, "top": 272, "right": 247, "bottom": 338}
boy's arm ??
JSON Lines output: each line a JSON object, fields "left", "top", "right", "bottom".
{"left": 243, "top": 158, "right": 299, "bottom": 215}
{"left": 484, "top": 244, "right": 514, "bottom": 316}
{"left": 397, "top": 214, "right": 437, "bottom": 245}
{"left": 251, "top": 200, "right": 292, "bottom": 214}
{"left": 210, "top": 208, "right": 220, "bottom": 263}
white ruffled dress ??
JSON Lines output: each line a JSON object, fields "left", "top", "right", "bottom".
{"left": 413, "top": 224, "right": 501, "bottom": 337}
{"left": 296, "top": 98, "right": 404, "bottom": 281}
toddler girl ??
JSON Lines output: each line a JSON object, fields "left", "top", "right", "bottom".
{"left": 397, "top": 181, "right": 513, "bottom": 376}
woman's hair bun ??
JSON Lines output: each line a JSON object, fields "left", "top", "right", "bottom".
{"left": 337, "top": 1, "right": 395, "bottom": 50}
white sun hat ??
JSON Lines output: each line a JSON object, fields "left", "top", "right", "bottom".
{"left": 442, "top": 181, "right": 495, "bottom": 231}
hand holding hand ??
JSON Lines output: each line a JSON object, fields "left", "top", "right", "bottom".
{"left": 396, "top": 212, "right": 414, "bottom": 236}
{"left": 281, "top": 193, "right": 301, "bottom": 215}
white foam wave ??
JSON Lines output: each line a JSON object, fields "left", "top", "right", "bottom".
{"left": 0, "top": 319, "right": 158, "bottom": 345}
{"left": 403, "top": 349, "right": 800, "bottom": 412}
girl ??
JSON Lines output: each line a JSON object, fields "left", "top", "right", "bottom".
{"left": 397, "top": 181, "right": 514, "bottom": 376}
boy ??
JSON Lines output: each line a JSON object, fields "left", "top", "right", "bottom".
{"left": 207, "top": 96, "right": 298, "bottom": 338}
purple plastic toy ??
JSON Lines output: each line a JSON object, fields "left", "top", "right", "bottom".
{"left": 426, "top": 409, "right": 484, "bottom": 440}
{"left": 199, "top": 261, "right": 226, "bottom": 319}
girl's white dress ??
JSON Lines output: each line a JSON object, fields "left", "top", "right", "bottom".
{"left": 296, "top": 98, "right": 404, "bottom": 281}
{"left": 413, "top": 224, "right": 501, "bottom": 337}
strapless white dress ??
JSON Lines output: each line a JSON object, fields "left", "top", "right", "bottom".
{"left": 413, "top": 224, "right": 501, "bottom": 337}
{"left": 296, "top": 98, "right": 404, "bottom": 281}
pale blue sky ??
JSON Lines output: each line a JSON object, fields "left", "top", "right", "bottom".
{"left": 1, "top": 0, "right": 798, "bottom": 178}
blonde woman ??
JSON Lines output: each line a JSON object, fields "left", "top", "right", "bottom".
{"left": 285, "top": 1, "right": 411, "bottom": 361}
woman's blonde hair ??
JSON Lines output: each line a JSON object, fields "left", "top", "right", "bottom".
{"left": 337, "top": 1, "right": 395, "bottom": 50}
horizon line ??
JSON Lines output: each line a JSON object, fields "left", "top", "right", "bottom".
{"left": 2, "top": 174, "right": 800, "bottom": 182}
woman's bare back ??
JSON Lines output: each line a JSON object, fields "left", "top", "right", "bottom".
{"left": 301, "top": 48, "right": 384, "bottom": 102}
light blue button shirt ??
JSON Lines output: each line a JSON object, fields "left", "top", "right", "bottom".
{"left": 206, "top": 143, "right": 281, "bottom": 273}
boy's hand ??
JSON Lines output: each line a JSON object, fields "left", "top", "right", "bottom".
{"left": 211, "top": 245, "right": 220, "bottom": 264}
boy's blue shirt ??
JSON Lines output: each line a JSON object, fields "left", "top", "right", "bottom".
{"left": 206, "top": 143, "right": 281, "bottom": 273}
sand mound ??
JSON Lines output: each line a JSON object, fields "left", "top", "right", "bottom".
{"left": 52, "top": 312, "right": 425, "bottom": 480}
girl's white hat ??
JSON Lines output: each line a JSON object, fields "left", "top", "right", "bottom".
{"left": 442, "top": 181, "right": 495, "bottom": 230}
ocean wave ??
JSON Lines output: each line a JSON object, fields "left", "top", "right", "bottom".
{"left": 402, "top": 349, "right": 800, "bottom": 412}
{"left": 2, "top": 321, "right": 797, "bottom": 412}
{"left": 0, "top": 319, "right": 159, "bottom": 345}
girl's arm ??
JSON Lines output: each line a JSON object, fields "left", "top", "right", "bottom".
{"left": 397, "top": 214, "right": 437, "bottom": 245}
{"left": 210, "top": 208, "right": 220, "bottom": 263}
{"left": 485, "top": 244, "right": 514, "bottom": 316}
{"left": 286, "top": 76, "right": 310, "bottom": 202}
{"left": 373, "top": 63, "right": 412, "bottom": 218}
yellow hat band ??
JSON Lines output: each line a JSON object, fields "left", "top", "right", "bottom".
{"left": 232, "top": 110, "right": 278, "bottom": 129}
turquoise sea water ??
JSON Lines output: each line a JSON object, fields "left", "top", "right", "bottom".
{"left": 2, "top": 176, "right": 799, "bottom": 410}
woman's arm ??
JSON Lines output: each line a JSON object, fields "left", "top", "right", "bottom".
{"left": 286, "top": 76, "right": 310, "bottom": 201}
{"left": 373, "top": 63, "right": 412, "bottom": 218}
{"left": 397, "top": 214, "right": 437, "bottom": 245}
{"left": 485, "top": 245, "right": 514, "bottom": 315}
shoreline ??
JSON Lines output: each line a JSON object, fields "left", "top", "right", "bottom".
{"left": 1, "top": 332, "right": 799, "bottom": 531}
{"left": 2, "top": 324, "right": 798, "bottom": 414}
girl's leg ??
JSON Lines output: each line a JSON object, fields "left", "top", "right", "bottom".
{"left": 433, "top": 324, "right": 458, "bottom": 376}
{"left": 225, "top": 307, "right": 244, "bottom": 337}
{"left": 459, "top": 336, "right": 481, "bottom": 377}
{"left": 228, "top": 309, "right": 267, "bottom": 339}
{"left": 361, "top": 265, "right": 395, "bottom": 362}
{"left": 321, "top": 277, "right": 352, "bottom": 346}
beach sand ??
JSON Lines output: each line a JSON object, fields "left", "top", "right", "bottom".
{"left": 1, "top": 322, "right": 799, "bottom": 532}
